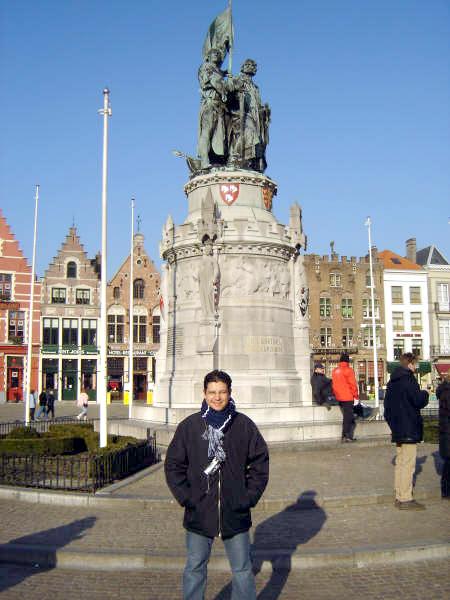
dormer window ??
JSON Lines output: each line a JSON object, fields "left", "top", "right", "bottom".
{"left": 329, "top": 272, "right": 341, "bottom": 287}
{"left": 67, "top": 261, "right": 77, "bottom": 278}
{"left": 133, "top": 278, "right": 145, "bottom": 299}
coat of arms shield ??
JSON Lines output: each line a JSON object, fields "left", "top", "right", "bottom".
{"left": 262, "top": 186, "right": 273, "bottom": 211}
{"left": 219, "top": 183, "right": 240, "bottom": 205}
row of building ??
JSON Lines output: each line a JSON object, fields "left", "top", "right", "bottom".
{"left": 0, "top": 210, "right": 160, "bottom": 403}
{"left": 0, "top": 207, "right": 448, "bottom": 403}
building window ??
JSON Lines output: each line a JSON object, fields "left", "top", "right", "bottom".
{"left": 113, "top": 286, "right": 120, "bottom": 300}
{"left": 392, "top": 312, "right": 404, "bottom": 331}
{"left": 329, "top": 272, "right": 341, "bottom": 287}
{"left": 341, "top": 298, "right": 353, "bottom": 319}
{"left": 133, "top": 315, "right": 147, "bottom": 343}
{"left": 393, "top": 339, "right": 405, "bottom": 360}
{"left": 133, "top": 279, "right": 145, "bottom": 299}
{"left": 43, "top": 318, "right": 59, "bottom": 345}
{"left": 319, "top": 297, "right": 331, "bottom": 318}
{"left": 320, "top": 327, "right": 332, "bottom": 348}
{"left": 410, "top": 286, "right": 421, "bottom": 304}
{"left": 152, "top": 316, "right": 160, "bottom": 344}
{"left": 81, "top": 319, "right": 97, "bottom": 346}
{"left": 362, "top": 326, "right": 381, "bottom": 348}
{"left": 51, "top": 288, "right": 66, "bottom": 304}
{"left": 8, "top": 311, "right": 25, "bottom": 342}
{"left": 108, "top": 314, "right": 124, "bottom": 343}
{"left": 0, "top": 273, "right": 12, "bottom": 301}
{"left": 76, "top": 289, "right": 90, "bottom": 305}
{"left": 439, "top": 320, "right": 450, "bottom": 352}
{"left": 62, "top": 318, "right": 78, "bottom": 345}
{"left": 363, "top": 298, "right": 380, "bottom": 319}
{"left": 365, "top": 271, "right": 371, "bottom": 287}
{"left": 410, "top": 312, "right": 422, "bottom": 331}
{"left": 437, "top": 283, "right": 449, "bottom": 311}
{"left": 67, "top": 261, "right": 77, "bottom": 278}
{"left": 342, "top": 328, "right": 354, "bottom": 348}
{"left": 391, "top": 286, "right": 403, "bottom": 304}
{"left": 412, "top": 339, "right": 422, "bottom": 358}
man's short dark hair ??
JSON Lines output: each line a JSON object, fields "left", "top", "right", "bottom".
{"left": 203, "top": 370, "right": 232, "bottom": 392}
{"left": 339, "top": 352, "right": 350, "bottom": 363}
{"left": 400, "top": 352, "right": 416, "bottom": 367}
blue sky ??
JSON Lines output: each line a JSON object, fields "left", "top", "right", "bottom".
{"left": 1, "top": 0, "right": 449, "bottom": 276}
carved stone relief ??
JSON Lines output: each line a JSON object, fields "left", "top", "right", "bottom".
{"left": 220, "top": 256, "right": 290, "bottom": 299}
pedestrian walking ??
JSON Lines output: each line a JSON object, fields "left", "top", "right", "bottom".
{"left": 384, "top": 352, "right": 429, "bottom": 510}
{"left": 310, "top": 362, "right": 333, "bottom": 410}
{"left": 36, "top": 389, "right": 48, "bottom": 419}
{"left": 76, "top": 389, "right": 89, "bottom": 421}
{"left": 46, "top": 389, "right": 55, "bottom": 419}
{"left": 165, "top": 370, "right": 269, "bottom": 600}
{"left": 436, "top": 373, "right": 450, "bottom": 499}
{"left": 29, "top": 389, "right": 37, "bottom": 421}
{"left": 332, "top": 352, "right": 359, "bottom": 442}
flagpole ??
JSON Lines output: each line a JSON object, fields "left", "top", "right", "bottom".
{"left": 25, "top": 185, "right": 39, "bottom": 425}
{"left": 228, "top": 0, "right": 233, "bottom": 75}
{"left": 365, "top": 217, "right": 380, "bottom": 413}
{"left": 128, "top": 198, "right": 135, "bottom": 419}
{"left": 98, "top": 88, "right": 112, "bottom": 448}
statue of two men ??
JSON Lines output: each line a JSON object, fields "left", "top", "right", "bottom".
{"left": 197, "top": 49, "right": 270, "bottom": 172}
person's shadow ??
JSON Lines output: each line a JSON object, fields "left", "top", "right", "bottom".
{"left": 0, "top": 516, "right": 96, "bottom": 593}
{"left": 390, "top": 454, "right": 428, "bottom": 487}
{"left": 432, "top": 450, "right": 443, "bottom": 476}
{"left": 214, "top": 491, "right": 326, "bottom": 600}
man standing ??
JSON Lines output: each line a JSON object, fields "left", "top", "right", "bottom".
{"left": 36, "top": 389, "right": 48, "bottom": 420}
{"left": 310, "top": 362, "right": 332, "bottom": 411}
{"left": 384, "top": 353, "right": 429, "bottom": 510}
{"left": 165, "top": 370, "right": 269, "bottom": 600}
{"left": 332, "top": 352, "right": 359, "bottom": 442}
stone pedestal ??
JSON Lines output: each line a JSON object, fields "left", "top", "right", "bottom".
{"left": 132, "top": 170, "right": 312, "bottom": 426}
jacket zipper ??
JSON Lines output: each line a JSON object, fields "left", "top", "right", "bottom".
{"left": 218, "top": 469, "right": 222, "bottom": 538}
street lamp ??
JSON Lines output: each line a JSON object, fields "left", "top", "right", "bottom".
{"left": 365, "top": 217, "right": 379, "bottom": 412}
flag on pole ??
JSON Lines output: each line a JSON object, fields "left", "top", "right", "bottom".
{"left": 159, "top": 295, "right": 165, "bottom": 321}
{"left": 202, "top": 6, "right": 234, "bottom": 61}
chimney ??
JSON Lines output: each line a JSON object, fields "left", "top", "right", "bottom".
{"left": 406, "top": 238, "right": 416, "bottom": 263}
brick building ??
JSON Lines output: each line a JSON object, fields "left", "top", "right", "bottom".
{"left": 106, "top": 233, "right": 160, "bottom": 401}
{"left": 0, "top": 209, "right": 41, "bottom": 402}
{"left": 40, "top": 227, "right": 100, "bottom": 401}
{"left": 304, "top": 250, "right": 386, "bottom": 398}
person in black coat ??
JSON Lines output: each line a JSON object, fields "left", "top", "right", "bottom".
{"left": 310, "top": 362, "right": 333, "bottom": 410}
{"left": 436, "top": 374, "right": 450, "bottom": 498}
{"left": 46, "top": 389, "right": 55, "bottom": 419}
{"left": 165, "top": 370, "right": 269, "bottom": 600}
{"left": 384, "top": 353, "right": 429, "bottom": 510}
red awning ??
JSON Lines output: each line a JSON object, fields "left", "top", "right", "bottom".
{"left": 435, "top": 363, "right": 450, "bottom": 375}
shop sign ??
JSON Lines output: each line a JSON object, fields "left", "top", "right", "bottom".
{"left": 0, "top": 301, "right": 20, "bottom": 310}
{"left": 108, "top": 348, "right": 155, "bottom": 357}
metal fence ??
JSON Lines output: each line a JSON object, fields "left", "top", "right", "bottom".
{"left": 0, "top": 417, "right": 102, "bottom": 437}
{"left": 0, "top": 437, "right": 160, "bottom": 492}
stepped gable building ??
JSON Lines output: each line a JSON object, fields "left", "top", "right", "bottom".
{"left": 412, "top": 239, "right": 450, "bottom": 381}
{"left": 304, "top": 249, "right": 386, "bottom": 398}
{"left": 0, "top": 209, "right": 41, "bottom": 402}
{"left": 379, "top": 247, "right": 431, "bottom": 384}
{"left": 106, "top": 232, "right": 160, "bottom": 401}
{"left": 40, "top": 227, "right": 100, "bottom": 401}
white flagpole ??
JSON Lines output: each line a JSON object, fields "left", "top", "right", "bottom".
{"left": 365, "top": 217, "right": 380, "bottom": 412}
{"left": 25, "top": 185, "right": 39, "bottom": 425}
{"left": 98, "top": 89, "right": 112, "bottom": 448}
{"left": 128, "top": 198, "right": 135, "bottom": 419}
{"left": 228, "top": 0, "right": 233, "bottom": 75}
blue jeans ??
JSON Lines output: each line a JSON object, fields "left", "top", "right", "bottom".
{"left": 183, "top": 530, "right": 256, "bottom": 600}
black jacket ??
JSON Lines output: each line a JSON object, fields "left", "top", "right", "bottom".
{"left": 38, "top": 391, "right": 47, "bottom": 406}
{"left": 436, "top": 381, "right": 450, "bottom": 458}
{"left": 384, "top": 367, "right": 429, "bottom": 443}
{"left": 310, "top": 373, "right": 333, "bottom": 405}
{"left": 165, "top": 411, "right": 269, "bottom": 540}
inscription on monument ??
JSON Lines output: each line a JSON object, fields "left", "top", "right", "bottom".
{"left": 167, "top": 327, "right": 184, "bottom": 356}
{"left": 244, "top": 335, "right": 284, "bottom": 354}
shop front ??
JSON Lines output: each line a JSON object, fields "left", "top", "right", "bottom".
{"left": 62, "top": 359, "right": 78, "bottom": 401}
{"left": 6, "top": 355, "right": 23, "bottom": 402}
{"left": 42, "top": 358, "right": 58, "bottom": 392}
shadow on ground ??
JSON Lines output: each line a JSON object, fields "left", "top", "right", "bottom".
{"left": 0, "top": 516, "right": 96, "bottom": 593}
{"left": 214, "top": 491, "right": 326, "bottom": 600}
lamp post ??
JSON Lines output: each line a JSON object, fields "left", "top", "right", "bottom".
{"left": 128, "top": 198, "right": 135, "bottom": 419}
{"left": 25, "top": 185, "right": 39, "bottom": 425}
{"left": 365, "top": 217, "right": 379, "bottom": 412}
{"left": 98, "top": 89, "right": 112, "bottom": 448}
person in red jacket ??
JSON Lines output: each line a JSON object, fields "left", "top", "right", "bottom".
{"left": 332, "top": 352, "right": 359, "bottom": 442}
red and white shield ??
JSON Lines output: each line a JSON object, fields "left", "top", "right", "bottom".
{"left": 219, "top": 183, "right": 240, "bottom": 206}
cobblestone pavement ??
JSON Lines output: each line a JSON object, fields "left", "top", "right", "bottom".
{"left": 1, "top": 496, "right": 448, "bottom": 555}
{"left": 1, "top": 559, "right": 449, "bottom": 599}
{"left": 115, "top": 443, "right": 442, "bottom": 502}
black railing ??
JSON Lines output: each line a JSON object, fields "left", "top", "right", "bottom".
{"left": 0, "top": 437, "right": 160, "bottom": 493}
{"left": 0, "top": 417, "right": 101, "bottom": 437}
